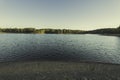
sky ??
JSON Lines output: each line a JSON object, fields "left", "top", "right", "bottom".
{"left": 0, "top": 0, "right": 120, "bottom": 30}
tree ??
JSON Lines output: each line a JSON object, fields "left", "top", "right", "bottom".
{"left": 23, "top": 28, "right": 35, "bottom": 33}
{"left": 117, "top": 25, "right": 120, "bottom": 29}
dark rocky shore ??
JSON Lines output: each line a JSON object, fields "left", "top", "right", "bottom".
{"left": 0, "top": 61, "right": 120, "bottom": 80}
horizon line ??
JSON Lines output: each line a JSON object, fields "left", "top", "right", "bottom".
{"left": 0, "top": 26, "right": 119, "bottom": 31}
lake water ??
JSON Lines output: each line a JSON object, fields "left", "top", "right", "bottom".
{"left": 0, "top": 34, "right": 120, "bottom": 64}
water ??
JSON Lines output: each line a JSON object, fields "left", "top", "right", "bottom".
{"left": 0, "top": 34, "right": 120, "bottom": 64}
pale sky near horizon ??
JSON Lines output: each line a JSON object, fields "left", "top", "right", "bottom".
{"left": 0, "top": 0, "right": 120, "bottom": 30}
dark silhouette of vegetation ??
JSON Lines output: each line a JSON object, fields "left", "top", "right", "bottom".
{"left": 0, "top": 28, "right": 36, "bottom": 33}
{"left": 86, "top": 26, "right": 120, "bottom": 34}
{"left": 117, "top": 25, "right": 120, "bottom": 29}
{"left": 0, "top": 28, "right": 85, "bottom": 34}
{"left": 0, "top": 26, "right": 120, "bottom": 34}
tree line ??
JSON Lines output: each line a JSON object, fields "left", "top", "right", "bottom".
{"left": 0, "top": 28, "right": 36, "bottom": 33}
{"left": 0, "top": 28, "right": 85, "bottom": 34}
{"left": 85, "top": 26, "right": 120, "bottom": 34}
{"left": 0, "top": 26, "right": 120, "bottom": 34}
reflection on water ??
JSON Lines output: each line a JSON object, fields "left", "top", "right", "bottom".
{"left": 0, "top": 34, "right": 120, "bottom": 64}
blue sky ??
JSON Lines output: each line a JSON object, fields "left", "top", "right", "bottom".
{"left": 0, "top": 0, "right": 120, "bottom": 30}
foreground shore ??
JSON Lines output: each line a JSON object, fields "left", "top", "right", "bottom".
{"left": 0, "top": 61, "right": 120, "bottom": 80}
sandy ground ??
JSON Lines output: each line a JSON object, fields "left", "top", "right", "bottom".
{"left": 0, "top": 61, "right": 119, "bottom": 80}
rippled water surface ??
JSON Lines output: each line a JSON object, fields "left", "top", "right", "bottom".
{"left": 0, "top": 34, "right": 120, "bottom": 64}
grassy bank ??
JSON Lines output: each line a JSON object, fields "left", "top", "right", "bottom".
{"left": 0, "top": 61, "right": 120, "bottom": 80}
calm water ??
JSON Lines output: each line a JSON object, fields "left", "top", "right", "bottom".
{"left": 0, "top": 34, "right": 120, "bottom": 64}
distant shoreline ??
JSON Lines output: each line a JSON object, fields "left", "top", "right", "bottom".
{"left": 0, "top": 32, "right": 120, "bottom": 37}
{"left": 0, "top": 27, "right": 120, "bottom": 34}
{"left": 102, "top": 34, "right": 120, "bottom": 36}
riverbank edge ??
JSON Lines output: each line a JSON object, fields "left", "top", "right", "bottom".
{"left": 0, "top": 32, "right": 120, "bottom": 36}
{"left": 0, "top": 60, "right": 120, "bottom": 80}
